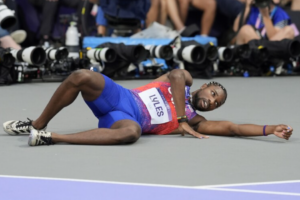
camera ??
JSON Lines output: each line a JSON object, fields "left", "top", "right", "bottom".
{"left": 0, "top": 0, "right": 16, "bottom": 29}
{"left": 218, "top": 47, "right": 234, "bottom": 62}
{"left": 174, "top": 45, "right": 206, "bottom": 64}
{"left": 145, "top": 45, "right": 173, "bottom": 60}
{"left": 45, "top": 47, "right": 69, "bottom": 61}
{"left": 254, "top": 0, "right": 272, "bottom": 8}
{"left": 86, "top": 47, "right": 117, "bottom": 63}
{"left": 204, "top": 43, "right": 218, "bottom": 61}
{"left": 10, "top": 46, "right": 46, "bottom": 66}
{"left": 49, "top": 57, "right": 76, "bottom": 73}
{"left": 230, "top": 44, "right": 251, "bottom": 60}
{"left": 0, "top": 47, "right": 15, "bottom": 67}
{"left": 97, "top": 43, "right": 149, "bottom": 64}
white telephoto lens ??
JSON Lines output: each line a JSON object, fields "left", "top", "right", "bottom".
{"left": 99, "top": 47, "right": 109, "bottom": 62}
{"left": 10, "top": 48, "right": 18, "bottom": 60}
{"left": 154, "top": 45, "right": 163, "bottom": 58}
{"left": 46, "top": 47, "right": 56, "bottom": 60}
{"left": 87, "top": 49, "right": 98, "bottom": 60}
{"left": 182, "top": 45, "right": 197, "bottom": 63}
{"left": 0, "top": 4, "right": 16, "bottom": 29}
{"left": 218, "top": 47, "right": 227, "bottom": 61}
{"left": 21, "top": 46, "right": 36, "bottom": 64}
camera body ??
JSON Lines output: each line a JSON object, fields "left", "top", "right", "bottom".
{"left": 254, "top": 0, "right": 272, "bottom": 8}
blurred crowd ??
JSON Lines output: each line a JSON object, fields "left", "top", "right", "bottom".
{"left": 1, "top": 0, "right": 300, "bottom": 50}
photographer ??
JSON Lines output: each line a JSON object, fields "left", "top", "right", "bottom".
{"left": 233, "top": 0, "right": 297, "bottom": 44}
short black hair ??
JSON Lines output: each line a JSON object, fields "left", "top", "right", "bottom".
{"left": 207, "top": 81, "right": 227, "bottom": 103}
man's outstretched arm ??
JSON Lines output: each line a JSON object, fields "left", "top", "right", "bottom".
{"left": 193, "top": 118, "right": 293, "bottom": 140}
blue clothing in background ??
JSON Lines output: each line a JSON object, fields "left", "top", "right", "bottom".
{"left": 247, "top": 6, "right": 291, "bottom": 30}
{"left": 99, "top": 0, "right": 150, "bottom": 20}
{"left": 0, "top": 27, "right": 9, "bottom": 38}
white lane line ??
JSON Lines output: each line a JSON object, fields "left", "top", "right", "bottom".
{"left": 195, "top": 180, "right": 300, "bottom": 188}
{"left": 1, "top": 174, "right": 300, "bottom": 196}
{"left": 198, "top": 187, "right": 300, "bottom": 196}
{"left": 0, "top": 175, "right": 193, "bottom": 189}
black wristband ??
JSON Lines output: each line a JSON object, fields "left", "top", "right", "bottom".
{"left": 178, "top": 118, "right": 189, "bottom": 123}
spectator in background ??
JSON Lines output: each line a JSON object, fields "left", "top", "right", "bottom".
{"left": 234, "top": 0, "right": 296, "bottom": 45}
{"left": 95, "top": 0, "right": 151, "bottom": 36}
{"left": 0, "top": 27, "right": 22, "bottom": 50}
{"left": 281, "top": 0, "right": 300, "bottom": 10}
{"left": 146, "top": 0, "right": 167, "bottom": 27}
{"left": 165, "top": 0, "right": 216, "bottom": 36}
{"left": 28, "top": 0, "right": 85, "bottom": 45}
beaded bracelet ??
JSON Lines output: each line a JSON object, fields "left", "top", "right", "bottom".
{"left": 263, "top": 125, "right": 267, "bottom": 136}
{"left": 177, "top": 115, "right": 188, "bottom": 123}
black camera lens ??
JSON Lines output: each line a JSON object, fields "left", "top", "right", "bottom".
{"left": 255, "top": 0, "right": 272, "bottom": 8}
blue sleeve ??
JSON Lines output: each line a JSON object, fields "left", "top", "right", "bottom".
{"left": 246, "top": 6, "right": 259, "bottom": 26}
{"left": 273, "top": 7, "right": 291, "bottom": 27}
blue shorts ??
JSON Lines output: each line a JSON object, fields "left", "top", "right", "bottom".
{"left": 85, "top": 74, "right": 141, "bottom": 129}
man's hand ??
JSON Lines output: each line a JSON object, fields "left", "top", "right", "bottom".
{"left": 259, "top": 6, "right": 270, "bottom": 17}
{"left": 246, "top": 0, "right": 254, "bottom": 6}
{"left": 178, "top": 122, "right": 209, "bottom": 139}
{"left": 273, "top": 125, "right": 293, "bottom": 140}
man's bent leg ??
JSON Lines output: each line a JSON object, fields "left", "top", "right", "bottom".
{"left": 50, "top": 120, "right": 141, "bottom": 145}
{"left": 32, "top": 70, "right": 105, "bottom": 130}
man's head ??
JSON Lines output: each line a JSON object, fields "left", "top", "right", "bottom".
{"left": 191, "top": 81, "right": 227, "bottom": 112}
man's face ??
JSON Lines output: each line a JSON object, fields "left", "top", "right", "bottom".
{"left": 192, "top": 84, "right": 226, "bottom": 112}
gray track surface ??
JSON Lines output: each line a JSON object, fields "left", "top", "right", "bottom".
{"left": 1, "top": 77, "right": 299, "bottom": 186}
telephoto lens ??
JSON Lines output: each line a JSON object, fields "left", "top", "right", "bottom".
{"left": 0, "top": 0, "right": 16, "bottom": 29}
{"left": 249, "top": 39, "right": 300, "bottom": 60}
{"left": 120, "top": 45, "right": 149, "bottom": 63}
{"left": 175, "top": 45, "right": 206, "bottom": 64}
{"left": 250, "top": 46, "right": 269, "bottom": 62}
{"left": 45, "top": 47, "right": 69, "bottom": 61}
{"left": 0, "top": 47, "right": 15, "bottom": 67}
{"left": 231, "top": 44, "right": 251, "bottom": 59}
{"left": 218, "top": 47, "right": 234, "bottom": 62}
{"left": 10, "top": 46, "right": 46, "bottom": 66}
{"left": 204, "top": 43, "right": 218, "bottom": 61}
{"left": 86, "top": 47, "right": 117, "bottom": 63}
{"left": 145, "top": 45, "right": 173, "bottom": 60}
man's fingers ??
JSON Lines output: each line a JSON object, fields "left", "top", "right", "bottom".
{"left": 285, "top": 125, "right": 293, "bottom": 132}
{"left": 192, "top": 131, "right": 209, "bottom": 139}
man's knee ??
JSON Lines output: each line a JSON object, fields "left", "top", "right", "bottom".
{"left": 118, "top": 126, "right": 141, "bottom": 144}
{"left": 69, "top": 69, "right": 92, "bottom": 87}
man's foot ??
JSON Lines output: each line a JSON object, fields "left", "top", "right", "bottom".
{"left": 3, "top": 118, "right": 46, "bottom": 135}
{"left": 28, "top": 129, "right": 53, "bottom": 146}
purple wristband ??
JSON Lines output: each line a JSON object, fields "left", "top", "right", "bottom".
{"left": 263, "top": 125, "right": 267, "bottom": 136}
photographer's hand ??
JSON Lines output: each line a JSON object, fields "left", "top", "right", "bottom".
{"left": 259, "top": 6, "right": 270, "bottom": 18}
{"left": 247, "top": 0, "right": 254, "bottom": 6}
{"left": 259, "top": 6, "right": 279, "bottom": 39}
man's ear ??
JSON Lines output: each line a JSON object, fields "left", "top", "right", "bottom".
{"left": 200, "top": 83, "right": 208, "bottom": 90}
